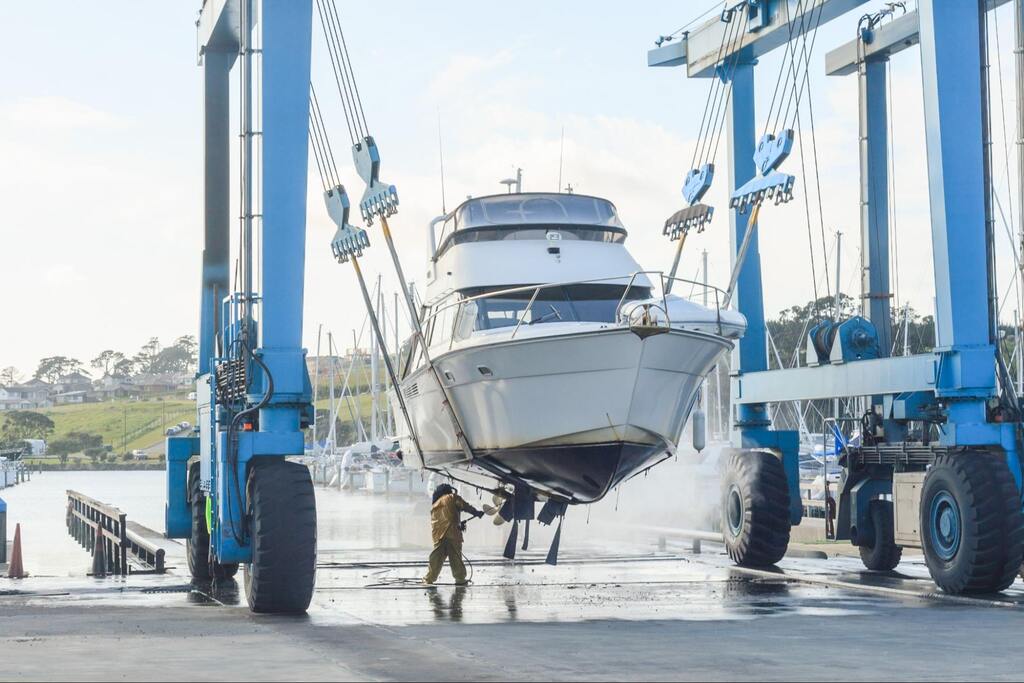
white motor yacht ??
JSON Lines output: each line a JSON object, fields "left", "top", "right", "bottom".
{"left": 393, "top": 192, "right": 745, "bottom": 504}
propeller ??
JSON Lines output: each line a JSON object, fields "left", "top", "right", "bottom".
{"left": 488, "top": 493, "right": 511, "bottom": 525}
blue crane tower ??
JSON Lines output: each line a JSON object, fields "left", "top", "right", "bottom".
{"left": 650, "top": 0, "right": 1024, "bottom": 593}
{"left": 164, "top": 0, "right": 318, "bottom": 613}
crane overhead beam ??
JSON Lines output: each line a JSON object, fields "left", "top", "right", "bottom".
{"left": 732, "top": 354, "right": 938, "bottom": 404}
{"left": 198, "top": 0, "right": 242, "bottom": 54}
{"left": 826, "top": 0, "right": 1013, "bottom": 76}
{"left": 648, "top": 0, "right": 872, "bottom": 77}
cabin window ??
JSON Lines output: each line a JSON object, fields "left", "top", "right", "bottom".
{"left": 436, "top": 226, "right": 626, "bottom": 258}
{"left": 426, "top": 294, "right": 461, "bottom": 348}
{"left": 463, "top": 283, "right": 652, "bottom": 331}
{"left": 563, "top": 283, "right": 650, "bottom": 323}
{"left": 453, "top": 301, "right": 478, "bottom": 342}
{"left": 398, "top": 339, "right": 416, "bottom": 378}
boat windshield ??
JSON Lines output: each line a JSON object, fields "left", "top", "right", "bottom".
{"left": 455, "top": 194, "right": 623, "bottom": 230}
{"left": 455, "top": 283, "right": 652, "bottom": 334}
{"left": 436, "top": 194, "right": 625, "bottom": 253}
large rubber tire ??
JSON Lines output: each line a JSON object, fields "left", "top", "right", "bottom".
{"left": 186, "top": 464, "right": 211, "bottom": 581}
{"left": 214, "top": 561, "right": 240, "bottom": 579}
{"left": 244, "top": 459, "right": 318, "bottom": 613}
{"left": 859, "top": 500, "right": 902, "bottom": 571}
{"left": 920, "top": 452, "right": 1024, "bottom": 595}
{"left": 186, "top": 464, "right": 241, "bottom": 581}
{"left": 720, "top": 450, "right": 791, "bottom": 567}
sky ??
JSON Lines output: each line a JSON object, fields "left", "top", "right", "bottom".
{"left": 1, "top": 0, "right": 1022, "bottom": 378}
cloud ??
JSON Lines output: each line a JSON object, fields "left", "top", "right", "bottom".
{"left": 42, "top": 264, "right": 80, "bottom": 288}
{"left": 0, "top": 94, "right": 197, "bottom": 374}
{"left": 428, "top": 50, "right": 516, "bottom": 99}
{"left": 0, "top": 96, "right": 125, "bottom": 132}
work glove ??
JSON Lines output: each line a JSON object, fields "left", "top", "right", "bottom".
{"left": 474, "top": 509, "right": 485, "bottom": 519}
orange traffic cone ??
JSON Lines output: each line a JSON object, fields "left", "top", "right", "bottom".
{"left": 91, "top": 525, "right": 107, "bottom": 578}
{"left": 7, "top": 523, "right": 25, "bottom": 579}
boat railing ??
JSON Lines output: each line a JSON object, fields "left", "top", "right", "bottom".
{"left": 418, "top": 272, "right": 727, "bottom": 350}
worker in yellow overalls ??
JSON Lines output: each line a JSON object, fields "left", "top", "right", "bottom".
{"left": 423, "top": 484, "right": 483, "bottom": 585}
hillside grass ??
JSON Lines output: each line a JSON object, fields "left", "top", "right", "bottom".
{"left": 22, "top": 399, "right": 194, "bottom": 453}
{"left": 4, "top": 388, "right": 391, "bottom": 456}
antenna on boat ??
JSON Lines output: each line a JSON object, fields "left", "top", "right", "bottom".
{"left": 437, "top": 110, "right": 447, "bottom": 214}
{"left": 500, "top": 168, "right": 522, "bottom": 193}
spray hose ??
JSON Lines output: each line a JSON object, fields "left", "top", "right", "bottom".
{"left": 363, "top": 515, "right": 478, "bottom": 589}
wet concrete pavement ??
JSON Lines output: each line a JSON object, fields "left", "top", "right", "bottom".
{"left": 2, "top": 473, "right": 1024, "bottom": 680}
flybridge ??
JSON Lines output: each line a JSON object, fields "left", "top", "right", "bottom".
{"left": 448, "top": 193, "right": 624, "bottom": 230}
{"left": 432, "top": 194, "right": 628, "bottom": 259}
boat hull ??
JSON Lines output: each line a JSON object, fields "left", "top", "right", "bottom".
{"left": 396, "top": 327, "right": 730, "bottom": 503}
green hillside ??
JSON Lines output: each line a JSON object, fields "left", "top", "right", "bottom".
{"left": 29, "top": 400, "right": 193, "bottom": 453}
{"left": 3, "top": 389, "right": 392, "bottom": 457}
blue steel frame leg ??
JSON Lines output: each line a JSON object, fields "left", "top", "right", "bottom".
{"left": 726, "top": 61, "right": 802, "bottom": 524}
{"left": 212, "top": 0, "right": 315, "bottom": 564}
{"left": 861, "top": 53, "right": 904, "bottom": 446}
{"left": 165, "top": 45, "right": 235, "bottom": 540}
{"left": 199, "top": 49, "right": 234, "bottom": 378}
{"left": 860, "top": 57, "right": 891, "bottom": 362}
{"left": 919, "top": 0, "right": 1022, "bottom": 492}
{"left": 254, "top": 0, "right": 314, "bottom": 433}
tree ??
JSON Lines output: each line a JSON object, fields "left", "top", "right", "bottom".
{"left": 48, "top": 432, "right": 103, "bottom": 456}
{"left": 133, "top": 337, "right": 162, "bottom": 375}
{"left": 85, "top": 446, "right": 107, "bottom": 463}
{"left": 174, "top": 335, "right": 198, "bottom": 374}
{"left": 34, "top": 356, "right": 85, "bottom": 383}
{"left": 111, "top": 357, "right": 136, "bottom": 378}
{"left": 0, "top": 411, "right": 55, "bottom": 446}
{"left": 152, "top": 346, "right": 191, "bottom": 374}
{"left": 91, "top": 350, "right": 125, "bottom": 377}
{"left": 0, "top": 366, "right": 22, "bottom": 386}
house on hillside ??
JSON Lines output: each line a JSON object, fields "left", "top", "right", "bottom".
{"left": 92, "top": 375, "right": 136, "bottom": 401}
{"left": 1, "top": 379, "right": 53, "bottom": 410}
{"left": 53, "top": 390, "right": 89, "bottom": 405}
{"left": 54, "top": 371, "right": 93, "bottom": 396}
{"left": 0, "top": 387, "right": 34, "bottom": 411}
{"left": 133, "top": 373, "right": 189, "bottom": 396}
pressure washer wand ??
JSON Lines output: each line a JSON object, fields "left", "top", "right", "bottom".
{"left": 458, "top": 512, "right": 483, "bottom": 533}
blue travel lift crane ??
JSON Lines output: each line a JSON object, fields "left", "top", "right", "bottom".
{"left": 651, "top": 0, "right": 1024, "bottom": 593}
{"left": 164, "top": 0, "right": 319, "bottom": 613}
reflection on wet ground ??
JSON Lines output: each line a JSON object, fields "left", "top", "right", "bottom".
{"left": 187, "top": 578, "right": 242, "bottom": 606}
{"left": 307, "top": 548, "right": 897, "bottom": 626}
{"left": 3, "top": 471, "right": 1024, "bottom": 627}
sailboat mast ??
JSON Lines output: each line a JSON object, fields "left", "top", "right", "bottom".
{"left": 370, "top": 275, "right": 381, "bottom": 441}
{"left": 328, "top": 331, "right": 337, "bottom": 451}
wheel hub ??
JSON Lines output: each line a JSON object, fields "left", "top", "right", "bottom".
{"left": 929, "top": 491, "right": 961, "bottom": 561}
{"left": 727, "top": 485, "right": 744, "bottom": 537}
